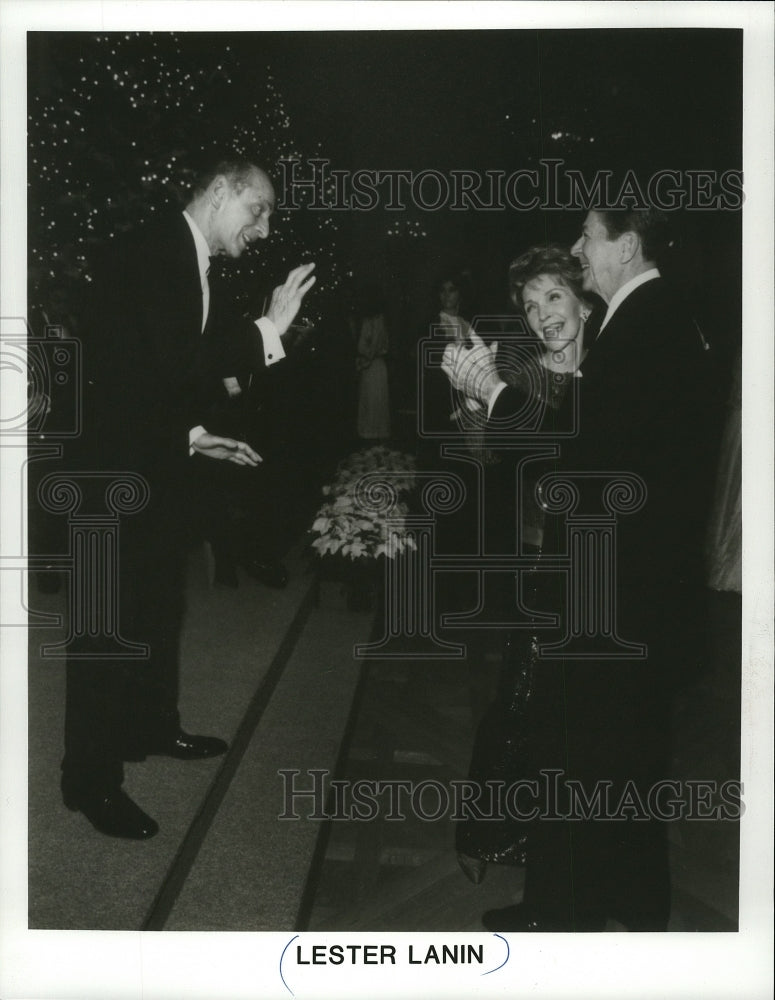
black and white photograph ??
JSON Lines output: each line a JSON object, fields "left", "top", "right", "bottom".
{"left": 1, "top": 2, "right": 772, "bottom": 999}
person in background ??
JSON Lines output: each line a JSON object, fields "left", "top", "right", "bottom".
{"left": 355, "top": 284, "right": 391, "bottom": 443}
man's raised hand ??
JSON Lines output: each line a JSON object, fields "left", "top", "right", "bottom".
{"left": 265, "top": 263, "right": 316, "bottom": 337}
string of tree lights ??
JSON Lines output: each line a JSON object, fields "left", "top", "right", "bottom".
{"left": 28, "top": 32, "right": 344, "bottom": 323}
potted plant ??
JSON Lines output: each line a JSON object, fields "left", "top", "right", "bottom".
{"left": 310, "top": 446, "right": 417, "bottom": 610}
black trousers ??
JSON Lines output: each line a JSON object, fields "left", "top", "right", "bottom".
{"left": 521, "top": 656, "right": 671, "bottom": 929}
{"left": 192, "top": 452, "right": 283, "bottom": 565}
{"left": 62, "top": 497, "right": 187, "bottom": 796}
{"left": 515, "top": 572, "right": 679, "bottom": 930}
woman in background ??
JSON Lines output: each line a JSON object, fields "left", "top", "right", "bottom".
{"left": 356, "top": 286, "right": 391, "bottom": 442}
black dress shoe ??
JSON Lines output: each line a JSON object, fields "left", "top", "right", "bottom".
{"left": 63, "top": 786, "right": 159, "bottom": 839}
{"left": 482, "top": 903, "right": 605, "bottom": 933}
{"left": 144, "top": 730, "right": 228, "bottom": 760}
{"left": 241, "top": 557, "right": 288, "bottom": 589}
{"left": 458, "top": 852, "right": 487, "bottom": 885}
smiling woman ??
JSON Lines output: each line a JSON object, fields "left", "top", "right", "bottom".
{"left": 507, "top": 244, "right": 592, "bottom": 372}
{"left": 454, "top": 243, "right": 594, "bottom": 880}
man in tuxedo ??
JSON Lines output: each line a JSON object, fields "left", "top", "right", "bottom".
{"left": 195, "top": 323, "right": 294, "bottom": 592}
{"left": 62, "top": 156, "right": 315, "bottom": 839}
{"left": 443, "top": 207, "right": 708, "bottom": 930}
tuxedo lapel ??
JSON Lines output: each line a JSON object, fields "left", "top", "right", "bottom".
{"left": 169, "top": 213, "right": 205, "bottom": 339}
{"left": 577, "top": 279, "right": 661, "bottom": 384}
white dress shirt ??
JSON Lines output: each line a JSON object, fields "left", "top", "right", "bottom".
{"left": 183, "top": 210, "right": 212, "bottom": 333}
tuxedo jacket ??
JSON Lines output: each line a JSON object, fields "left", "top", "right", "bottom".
{"left": 492, "top": 277, "right": 711, "bottom": 595}
{"left": 79, "top": 212, "right": 265, "bottom": 487}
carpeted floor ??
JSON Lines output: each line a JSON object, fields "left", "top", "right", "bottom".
{"left": 302, "top": 590, "right": 741, "bottom": 933}
{"left": 27, "top": 540, "right": 741, "bottom": 932}
{"left": 27, "top": 542, "right": 374, "bottom": 930}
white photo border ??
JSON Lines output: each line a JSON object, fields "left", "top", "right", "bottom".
{"left": 1, "top": 3, "right": 772, "bottom": 999}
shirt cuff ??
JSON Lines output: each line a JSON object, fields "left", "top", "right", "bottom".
{"left": 487, "top": 381, "right": 508, "bottom": 419}
{"left": 256, "top": 316, "right": 285, "bottom": 367}
{"left": 189, "top": 426, "right": 206, "bottom": 455}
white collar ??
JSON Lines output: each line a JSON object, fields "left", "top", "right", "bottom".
{"left": 599, "top": 268, "right": 660, "bottom": 333}
{"left": 182, "top": 210, "right": 211, "bottom": 286}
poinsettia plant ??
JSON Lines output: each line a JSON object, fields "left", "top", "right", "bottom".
{"left": 310, "top": 446, "right": 418, "bottom": 560}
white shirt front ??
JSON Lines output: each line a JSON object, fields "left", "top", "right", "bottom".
{"left": 182, "top": 210, "right": 212, "bottom": 333}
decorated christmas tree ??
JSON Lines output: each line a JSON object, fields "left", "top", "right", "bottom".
{"left": 27, "top": 32, "right": 344, "bottom": 323}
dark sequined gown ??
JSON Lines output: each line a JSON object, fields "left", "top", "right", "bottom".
{"left": 455, "top": 359, "right": 572, "bottom": 868}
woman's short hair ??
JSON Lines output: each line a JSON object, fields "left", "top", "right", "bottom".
{"left": 507, "top": 245, "right": 586, "bottom": 308}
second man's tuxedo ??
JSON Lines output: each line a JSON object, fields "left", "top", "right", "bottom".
{"left": 493, "top": 275, "right": 710, "bottom": 603}
{"left": 489, "top": 274, "right": 710, "bottom": 929}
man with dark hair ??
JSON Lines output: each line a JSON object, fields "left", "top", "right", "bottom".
{"left": 62, "top": 159, "right": 315, "bottom": 839}
{"left": 443, "top": 207, "right": 708, "bottom": 931}
{"left": 588, "top": 206, "right": 673, "bottom": 263}
{"left": 572, "top": 206, "right": 671, "bottom": 306}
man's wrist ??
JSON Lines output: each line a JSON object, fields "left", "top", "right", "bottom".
{"left": 255, "top": 316, "right": 285, "bottom": 367}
